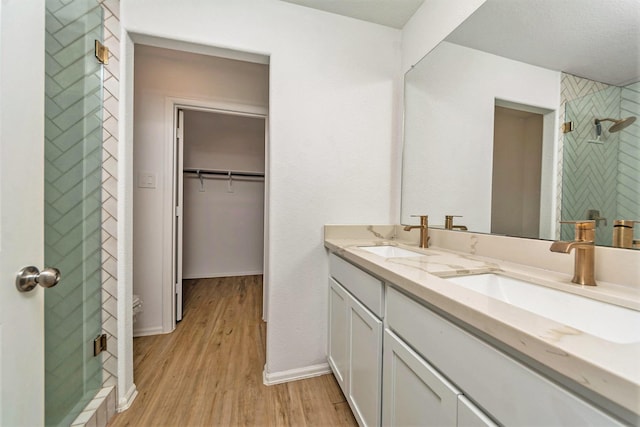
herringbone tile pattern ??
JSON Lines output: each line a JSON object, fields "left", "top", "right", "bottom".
{"left": 557, "top": 73, "right": 613, "bottom": 240}
{"left": 559, "top": 73, "right": 640, "bottom": 245}
{"left": 618, "top": 83, "right": 640, "bottom": 238}
{"left": 45, "top": 0, "right": 105, "bottom": 424}
{"left": 99, "top": 0, "right": 120, "bottom": 390}
{"left": 562, "top": 85, "right": 620, "bottom": 246}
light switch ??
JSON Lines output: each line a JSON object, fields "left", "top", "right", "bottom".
{"left": 138, "top": 172, "right": 156, "bottom": 189}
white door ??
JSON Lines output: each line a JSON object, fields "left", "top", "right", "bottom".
{"left": 0, "top": 1, "right": 47, "bottom": 425}
{"left": 174, "top": 108, "right": 185, "bottom": 321}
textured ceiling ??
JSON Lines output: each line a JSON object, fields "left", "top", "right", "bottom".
{"left": 278, "top": 0, "right": 638, "bottom": 85}
{"left": 279, "top": 0, "right": 425, "bottom": 29}
{"left": 445, "top": 0, "right": 640, "bottom": 86}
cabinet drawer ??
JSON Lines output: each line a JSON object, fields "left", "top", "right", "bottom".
{"left": 386, "top": 286, "right": 623, "bottom": 426}
{"left": 330, "top": 253, "right": 383, "bottom": 318}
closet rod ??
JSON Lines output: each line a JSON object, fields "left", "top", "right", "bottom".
{"left": 183, "top": 168, "right": 265, "bottom": 178}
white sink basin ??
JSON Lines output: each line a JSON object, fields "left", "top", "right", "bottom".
{"left": 447, "top": 273, "right": 640, "bottom": 344}
{"left": 359, "top": 245, "right": 424, "bottom": 258}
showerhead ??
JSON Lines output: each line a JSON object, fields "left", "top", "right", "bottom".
{"left": 609, "top": 116, "right": 636, "bottom": 133}
{"left": 594, "top": 116, "right": 637, "bottom": 134}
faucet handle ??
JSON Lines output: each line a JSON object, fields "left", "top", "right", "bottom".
{"left": 613, "top": 220, "right": 640, "bottom": 248}
{"left": 444, "top": 215, "right": 462, "bottom": 230}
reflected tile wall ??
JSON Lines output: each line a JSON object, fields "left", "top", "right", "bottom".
{"left": 559, "top": 74, "right": 640, "bottom": 244}
{"left": 618, "top": 82, "right": 640, "bottom": 241}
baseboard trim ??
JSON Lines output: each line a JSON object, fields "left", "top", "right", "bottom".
{"left": 183, "top": 271, "right": 264, "bottom": 280}
{"left": 117, "top": 384, "right": 138, "bottom": 412}
{"left": 263, "top": 362, "right": 331, "bottom": 386}
{"left": 133, "top": 326, "right": 165, "bottom": 337}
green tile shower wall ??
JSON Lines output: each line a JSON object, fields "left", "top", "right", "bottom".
{"left": 44, "top": 0, "right": 104, "bottom": 425}
{"left": 560, "top": 74, "right": 640, "bottom": 245}
{"left": 618, "top": 82, "right": 640, "bottom": 240}
{"left": 562, "top": 86, "right": 620, "bottom": 246}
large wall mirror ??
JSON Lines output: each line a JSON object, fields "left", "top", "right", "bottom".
{"left": 402, "top": 0, "right": 640, "bottom": 249}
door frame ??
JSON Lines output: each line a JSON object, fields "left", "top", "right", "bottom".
{"left": 163, "top": 97, "right": 268, "bottom": 331}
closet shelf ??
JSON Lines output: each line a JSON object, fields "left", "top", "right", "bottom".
{"left": 183, "top": 168, "right": 265, "bottom": 178}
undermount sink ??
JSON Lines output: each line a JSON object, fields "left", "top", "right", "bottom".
{"left": 446, "top": 273, "right": 640, "bottom": 344}
{"left": 359, "top": 245, "right": 424, "bottom": 258}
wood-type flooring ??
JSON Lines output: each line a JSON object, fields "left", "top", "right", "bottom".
{"left": 108, "top": 275, "right": 356, "bottom": 427}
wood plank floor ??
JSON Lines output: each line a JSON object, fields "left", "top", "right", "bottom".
{"left": 108, "top": 275, "right": 356, "bottom": 427}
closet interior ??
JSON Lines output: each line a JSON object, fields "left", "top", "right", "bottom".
{"left": 180, "top": 109, "right": 266, "bottom": 317}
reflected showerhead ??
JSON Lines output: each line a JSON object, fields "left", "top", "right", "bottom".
{"left": 594, "top": 116, "right": 637, "bottom": 134}
{"left": 609, "top": 116, "right": 636, "bottom": 132}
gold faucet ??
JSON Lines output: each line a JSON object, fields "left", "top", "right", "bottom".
{"left": 550, "top": 220, "right": 596, "bottom": 286}
{"left": 403, "top": 215, "right": 429, "bottom": 248}
{"left": 613, "top": 220, "right": 640, "bottom": 249}
{"left": 444, "top": 215, "right": 468, "bottom": 231}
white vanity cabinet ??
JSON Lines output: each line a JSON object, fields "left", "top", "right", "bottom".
{"left": 383, "top": 326, "right": 496, "bottom": 426}
{"left": 383, "top": 329, "right": 487, "bottom": 426}
{"left": 457, "top": 396, "right": 498, "bottom": 427}
{"left": 385, "top": 286, "right": 625, "bottom": 426}
{"left": 328, "top": 254, "right": 383, "bottom": 427}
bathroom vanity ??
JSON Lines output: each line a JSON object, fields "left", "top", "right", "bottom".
{"left": 325, "top": 225, "right": 640, "bottom": 426}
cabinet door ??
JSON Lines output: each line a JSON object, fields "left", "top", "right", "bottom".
{"left": 383, "top": 329, "right": 460, "bottom": 427}
{"left": 386, "top": 287, "right": 625, "bottom": 426}
{"left": 348, "top": 297, "right": 383, "bottom": 427}
{"left": 458, "top": 396, "right": 497, "bottom": 427}
{"left": 328, "top": 278, "right": 349, "bottom": 392}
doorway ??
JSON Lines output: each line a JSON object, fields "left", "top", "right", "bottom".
{"left": 131, "top": 44, "right": 269, "bottom": 337}
{"left": 174, "top": 107, "right": 266, "bottom": 321}
{"left": 491, "top": 105, "right": 544, "bottom": 239}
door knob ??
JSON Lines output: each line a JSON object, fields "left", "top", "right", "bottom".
{"left": 15, "top": 266, "right": 61, "bottom": 292}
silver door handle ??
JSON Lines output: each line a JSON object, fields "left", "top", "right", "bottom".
{"left": 15, "top": 266, "right": 61, "bottom": 292}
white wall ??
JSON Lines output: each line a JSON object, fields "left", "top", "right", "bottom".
{"left": 123, "top": 0, "right": 401, "bottom": 377}
{"left": 132, "top": 44, "right": 269, "bottom": 336}
{"left": 401, "top": 41, "right": 560, "bottom": 232}
{"left": 184, "top": 111, "right": 265, "bottom": 172}
{"left": 182, "top": 111, "right": 265, "bottom": 279}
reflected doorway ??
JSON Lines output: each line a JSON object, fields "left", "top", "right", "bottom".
{"left": 491, "top": 106, "right": 544, "bottom": 238}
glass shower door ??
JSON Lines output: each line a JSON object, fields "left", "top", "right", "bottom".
{"left": 44, "top": 0, "right": 104, "bottom": 425}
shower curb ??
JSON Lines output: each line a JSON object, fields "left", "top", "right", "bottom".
{"left": 70, "top": 386, "right": 116, "bottom": 427}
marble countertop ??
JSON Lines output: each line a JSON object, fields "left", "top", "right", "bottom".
{"left": 324, "top": 227, "right": 640, "bottom": 417}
